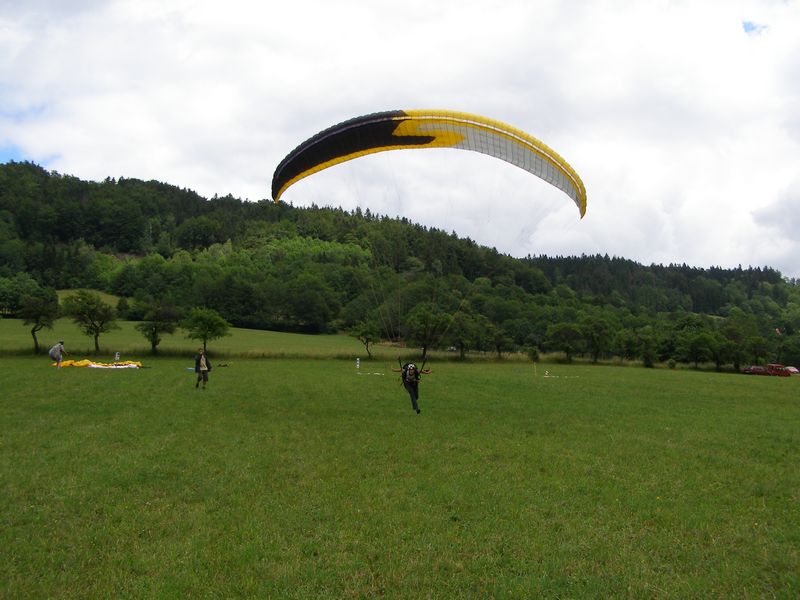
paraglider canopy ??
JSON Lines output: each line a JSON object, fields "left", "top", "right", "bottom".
{"left": 272, "top": 109, "right": 587, "bottom": 218}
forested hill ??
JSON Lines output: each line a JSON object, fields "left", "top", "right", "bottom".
{"left": 2, "top": 161, "right": 799, "bottom": 367}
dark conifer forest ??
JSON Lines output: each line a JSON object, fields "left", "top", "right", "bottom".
{"left": 2, "top": 161, "right": 799, "bottom": 368}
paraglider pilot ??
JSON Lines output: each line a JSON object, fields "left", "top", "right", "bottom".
{"left": 392, "top": 362, "right": 432, "bottom": 414}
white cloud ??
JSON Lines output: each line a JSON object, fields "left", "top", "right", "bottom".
{"left": 1, "top": 0, "right": 799, "bottom": 275}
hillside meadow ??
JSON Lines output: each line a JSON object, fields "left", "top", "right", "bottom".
{"left": 1, "top": 349, "right": 799, "bottom": 598}
{"left": 1, "top": 317, "right": 385, "bottom": 360}
{"left": 1, "top": 317, "right": 551, "bottom": 364}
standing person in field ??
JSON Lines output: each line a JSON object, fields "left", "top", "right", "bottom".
{"left": 48, "top": 340, "right": 68, "bottom": 368}
{"left": 392, "top": 362, "right": 432, "bottom": 414}
{"left": 194, "top": 348, "right": 212, "bottom": 389}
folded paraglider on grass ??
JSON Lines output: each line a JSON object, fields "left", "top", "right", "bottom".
{"left": 51, "top": 359, "right": 142, "bottom": 369}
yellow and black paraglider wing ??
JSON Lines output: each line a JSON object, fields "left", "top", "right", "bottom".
{"left": 271, "top": 109, "right": 586, "bottom": 218}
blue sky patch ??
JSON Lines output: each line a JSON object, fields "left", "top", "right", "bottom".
{"left": 743, "top": 21, "right": 767, "bottom": 35}
{"left": 0, "top": 143, "right": 25, "bottom": 164}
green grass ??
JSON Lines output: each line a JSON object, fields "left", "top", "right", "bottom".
{"left": 0, "top": 317, "right": 523, "bottom": 362}
{"left": 2, "top": 358, "right": 799, "bottom": 598}
{"left": 0, "top": 318, "right": 372, "bottom": 359}
{"left": 57, "top": 289, "right": 121, "bottom": 306}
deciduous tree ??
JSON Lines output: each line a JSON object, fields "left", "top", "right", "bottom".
{"left": 135, "top": 299, "right": 182, "bottom": 354}
{"left": 350, "top": 319, "right": 380, "bottom": 359}
{"left": 545, "top": 322, "right": 583, "bottom": 362}
{"left": 182, "top": 307, "right": 230, "bottom": 353}
{"left": 18, "top": 286, "right": 59, "bottom": 354}
{"left": 61, "top": 290, "right": 119, "bottom": 353}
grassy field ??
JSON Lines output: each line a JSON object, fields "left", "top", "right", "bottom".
{"left": 1, "top": 317, "right": 536, "bottom": 363}
{"left": 0, "top": 317, "right": 396, "bottom": 360}
{"left": 2, "top": 356, "right": 799, "bottom": 598}
{"left": 56, "top": 289, "right": 121, "bottom": 307}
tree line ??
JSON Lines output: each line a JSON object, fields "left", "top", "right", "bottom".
{"left": 2, "top": 161, "right": 799, "bottom": 368}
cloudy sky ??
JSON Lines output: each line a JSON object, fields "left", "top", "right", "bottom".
{"left": 2, "top": 0, "right": 799, "bottom": 276}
